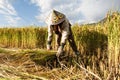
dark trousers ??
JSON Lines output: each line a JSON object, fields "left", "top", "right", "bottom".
{"left": 68, "top": 28, "right": 78, "bottom": 52}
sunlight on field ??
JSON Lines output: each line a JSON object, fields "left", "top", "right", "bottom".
{"left": 0, "top": 12, "right": 120, "bottom": 80}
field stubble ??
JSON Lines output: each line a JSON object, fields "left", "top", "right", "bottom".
{"left": 0, "top": 12, "right": 120, "bottom": 80}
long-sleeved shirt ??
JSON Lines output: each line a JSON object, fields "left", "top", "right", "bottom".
{"left": 47, "top": 18, "right": 71, "bottom": 45}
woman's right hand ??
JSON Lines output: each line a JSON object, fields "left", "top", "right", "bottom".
{"left": 47, "top": 45, "right": 52, "bottom": 50}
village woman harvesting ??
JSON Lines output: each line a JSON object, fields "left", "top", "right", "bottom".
{"left": 46, "top": 10, "right": 80, "bottom": 57}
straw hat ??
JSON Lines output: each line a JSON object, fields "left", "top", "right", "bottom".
{"left": 46, "top": 10, "right": 66, "bottom": 25}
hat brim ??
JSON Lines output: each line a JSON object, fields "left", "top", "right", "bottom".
{"left": 46, "top": 17, "right": 65, "bottom": 25}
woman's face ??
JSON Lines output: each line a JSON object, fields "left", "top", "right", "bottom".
{"left": 53, "top": 25, "right": 58, "bottom": 28}
{"left": 52, "top": 25, "right": 58, "bottom": 31}
{"left": 51, "top": 25, "right": 60, "bottom": 34}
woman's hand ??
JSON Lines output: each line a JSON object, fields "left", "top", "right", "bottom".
{"left": 56, "top": 46, "right": 63, "bottom": 57}
{"left": 47, "top": 45, "right": 52, "bottom": 50}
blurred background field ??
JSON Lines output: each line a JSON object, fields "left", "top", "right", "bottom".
{"left": 0, "top": 12, "right": 120, "bottom": 80}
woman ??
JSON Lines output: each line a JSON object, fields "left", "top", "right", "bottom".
{"left": 46, "top": 10, "right": 80, "bottom": 57}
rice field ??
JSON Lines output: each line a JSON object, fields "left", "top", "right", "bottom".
{"left": 0, "top": 12, "right": 120, "bottom": 80}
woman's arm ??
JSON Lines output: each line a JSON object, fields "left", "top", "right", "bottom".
{"left": 47, "top": 25, "right": 53, "bottom": 50}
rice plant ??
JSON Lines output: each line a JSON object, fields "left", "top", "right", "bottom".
{"left": 0, "top": 12, "right": 119, "bottom": 80}
{"left": 107, "top": 12, "right": 120, "bottom": 79}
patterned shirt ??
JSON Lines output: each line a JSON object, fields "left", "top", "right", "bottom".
{"left": 47, "top": 18, "right": 71, "bottom": 44}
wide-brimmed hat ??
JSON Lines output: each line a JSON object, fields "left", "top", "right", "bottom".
{"left": 46, "top": 10, "right": 66, "bottom": 25}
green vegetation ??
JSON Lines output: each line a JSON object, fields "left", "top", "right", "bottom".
{"left": 0, "top": 12, "right": 120, "bottom": 80}
{"left": 0, "top": 27, "right": 47, "bottom": 48}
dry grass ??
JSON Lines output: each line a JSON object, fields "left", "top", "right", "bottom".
{"left": 0, "top": 12, "right": 120, "bottom": 80}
